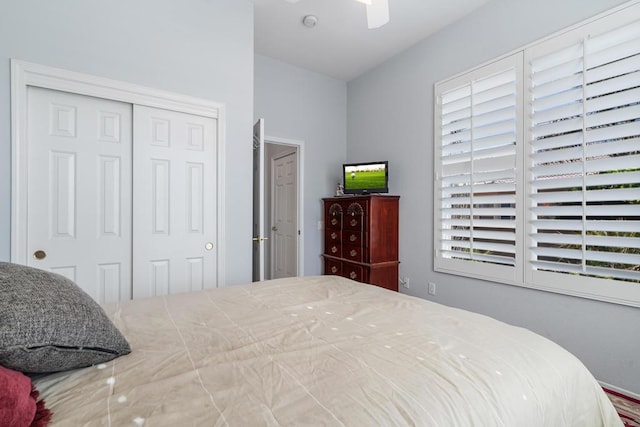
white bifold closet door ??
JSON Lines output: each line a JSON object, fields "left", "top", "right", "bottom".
{"left": 27, "top": 87, "right": 133, "bottom": 303}
{"left": 132, "top": 105, "right": 217, "bottom": 299}
{"left": 26, "top": 87, "right": 217, "bottom": 303}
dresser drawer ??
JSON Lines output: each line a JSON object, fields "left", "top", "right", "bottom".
{"left": 343, "top": 244, "right": 364, "bottom": 262}
{"left": 342, "top": 263, "right": 365, "bottom": 282}
{"left": 343, "top": 201, "right": 367, "bottom": 230}
{"left": 344, "top": 231, "right": 363, "bottom": 246}
{"left": 325, "top": 242, "right": 342, "bottom": 257}
{"left": 325, "top": 229, "right": 341, "bottom": 244}
{"left": 324, "top": 258, "right": 342, "bottom": 276}
{"left": 325, "top": 202, "right": 343, "bottom": 230}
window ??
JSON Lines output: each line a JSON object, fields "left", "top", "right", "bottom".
{"left": 434, "top": 2, "right": 640, "bottom": 306}
{"left": 435, "top": 54, "right": 523, "bottom": 284}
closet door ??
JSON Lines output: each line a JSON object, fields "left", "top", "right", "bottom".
{"left": 26, "top": 87, "right": 133, "bottom": 303}
{"left": 132, "top": 105, "right": 218, "bottom": 298}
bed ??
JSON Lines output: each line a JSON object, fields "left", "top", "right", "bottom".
{"left": 30, "top": 275, "right": 621, "bottom": 426}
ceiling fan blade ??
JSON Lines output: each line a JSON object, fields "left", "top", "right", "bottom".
{"left": 366, "top": 0, "right": 389, "bottom": 29}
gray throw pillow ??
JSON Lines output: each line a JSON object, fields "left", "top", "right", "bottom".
{"left": 0, "top": 262, "right": 131, "bottom": 373}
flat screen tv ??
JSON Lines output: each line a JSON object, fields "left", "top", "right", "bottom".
{"left": 343, "top": 161, "right": 389, "bottom": 194}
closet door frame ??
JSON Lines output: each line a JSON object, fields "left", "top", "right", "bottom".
{"left": 10, "top": 59, "right": 226, "bottom": 286}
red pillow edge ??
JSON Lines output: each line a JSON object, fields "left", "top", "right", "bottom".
{"left": 0, "top": 365, "right": 52, "bottom": 427}
{"left": 30, "top": 386, "right": 52, "bottom": 427}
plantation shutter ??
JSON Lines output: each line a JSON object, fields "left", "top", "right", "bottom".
{"left": 527, "top": 15, "right": 640, "bottom": 290}
{"left": 435, "top": 54, "right": 522, "bottom": 282}
{"left": 434, "top": 3, "right": 639, "bottom": 305}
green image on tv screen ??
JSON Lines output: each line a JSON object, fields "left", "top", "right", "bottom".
{"left": 344, "top": 164, "right": 386, "bottom": 190}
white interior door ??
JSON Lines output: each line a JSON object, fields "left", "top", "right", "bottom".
{"left": 271, "top": 151, "right": 298, "bottom": 279}
{"left": 252, "top": 119, "right": 266, "bottom": 282}
{"left": 132, "top": 105, "right": 218, "bottom": 299}
{"left": 26, "top": 87, "right": 132, "bottom": 303}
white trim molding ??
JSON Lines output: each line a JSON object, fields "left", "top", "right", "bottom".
{"left": 599, "top": 381, "right": 640, "bottom": 401}
{"left": 10, "top": 59, "right": 227, "bottom": 287}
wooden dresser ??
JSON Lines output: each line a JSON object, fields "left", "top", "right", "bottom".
{"left": 321, "top": 195, "right": 399, "bottom": 291}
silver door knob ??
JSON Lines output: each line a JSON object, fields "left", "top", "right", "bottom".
{"left": 205, "top": 242, "right": 214, "bottom": 251}
{"left": 33, "top": 250, "right": 47, "bottom": 260}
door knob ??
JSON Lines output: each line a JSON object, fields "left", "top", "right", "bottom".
{"left": 205, "top": 242, "right": 214, "bottom": 251}
{"left": 33, "top": 250, "right": 47, "bottom": 260}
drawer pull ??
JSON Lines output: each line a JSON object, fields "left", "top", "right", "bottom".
{"left": 350, "top": 219, "right": 357, "bottom": 227}
{"left": 331, "top": 266, "right": 338, "bottom": 274}
{"left": 349, "top": 271, "right": 357, "bottom": 279}
{"left": 331, "top": 218, "right": 338, "bottom": 226}
{"left": 331, "top": 246, "right": 338, "bottom": 254}
{"left": 331, "top": 232, "right": 337, "bottom": 240}
{"left": 350, "top": 249, "right": 357, "bottom": 257}
{"left": 349, "top": 234, "right": 357, "bottom": 242}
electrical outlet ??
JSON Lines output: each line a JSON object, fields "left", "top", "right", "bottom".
{"left": 317, "top": 220, "right": 323, "bottom": 230}
{"left": 428, "top": 282, "right": 436, "bottom": 295}
{"left": 400, "top": 277, "right": 410, "bottom": 289}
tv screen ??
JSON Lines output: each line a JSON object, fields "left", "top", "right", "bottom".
{"left": 343, "top": 161, "right": 389, "bottom": 194}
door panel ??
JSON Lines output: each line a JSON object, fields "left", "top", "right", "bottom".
{"left": 27, "top": 87, "right": 132, "bottom": 303}
{"left": 133, "top": 105, "right": 217, "bottom": 299}
{"left": 272, "top": 151, "right": 298, "bottom": 279}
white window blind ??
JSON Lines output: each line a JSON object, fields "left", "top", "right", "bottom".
{"left": 435, "top": 54, "right": 522, "bottom": 283}
{"left": 434, "top": 2, "right": 640, "bottom": 306}
{"left": 527, "top": 15, "right": 640, "bottom": 297}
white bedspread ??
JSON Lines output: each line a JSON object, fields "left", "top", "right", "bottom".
{"left": 34, "top": 275, "right": 621, "bottom": 426}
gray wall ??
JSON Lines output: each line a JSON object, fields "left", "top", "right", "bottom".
{"left": 347, "top": 0, "right": 640, "bottom": 393}
{"left": 0, "top": 0, "right": 254, "bottom": 285}
{"left": 254, "top": 54, "right": 347, "bottom": 276}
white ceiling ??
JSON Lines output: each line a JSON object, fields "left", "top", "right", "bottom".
{"left": 253, "top": 0, "right": 492, "bottom": 81}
